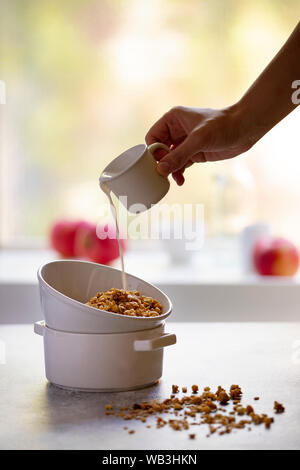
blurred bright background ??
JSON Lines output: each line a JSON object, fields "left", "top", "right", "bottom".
{"left": 0, "top": 0, "right": 300, "bottom": 257}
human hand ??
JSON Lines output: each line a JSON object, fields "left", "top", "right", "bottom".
{"left": 145, "top": 105, "right": 255, "bottom": 185}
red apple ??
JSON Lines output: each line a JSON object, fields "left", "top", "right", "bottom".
{"left": 74, "top": 222, "right": 126, "bottom": 264}
{"left": 253, "top": 236, "right": 299, "bottom": 276}
{"left": 50, "top": 220, "right": 86, "bottom": 257}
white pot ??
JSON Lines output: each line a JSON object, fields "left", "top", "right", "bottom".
{"left": 34, "top": 321, "right": 176, "bottom": 392}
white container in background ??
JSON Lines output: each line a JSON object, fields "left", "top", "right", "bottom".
{"left": 160, "top": 225, "right": 193, "bottom": 265}
{"left": 241, "top": 223, "right": 270, "bottom": 274}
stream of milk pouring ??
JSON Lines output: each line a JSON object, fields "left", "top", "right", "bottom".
{"left": 100, "top": 181, "right": 127, "bottom": 290}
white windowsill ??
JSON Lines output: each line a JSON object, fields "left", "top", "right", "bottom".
{"left": 0, "top": 247, "right": 299, "bottom": 285}
{"left": 0, "top": 248, "right": 299, "bottom": 324}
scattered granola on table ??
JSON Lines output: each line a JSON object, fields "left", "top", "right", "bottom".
{"left": 274, "top": 401, "right": 285, "bottom": 413}
{"left": 105, "top": 385, "right": 285, "bottom": 438}
{"left": 86, "top": 288, "right": 163, "bottom": 317}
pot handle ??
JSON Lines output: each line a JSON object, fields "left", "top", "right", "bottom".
{"left": 134, "top": 333, "right": 176, "bottom": 352}
{"left": 34, "top": 320, "right": 45, "bottom": 336}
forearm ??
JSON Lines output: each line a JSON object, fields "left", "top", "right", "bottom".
{"left": 146, "top": 22, "right": 300, "bottom": 179}
{"left": 235, "top": 21, "right": 300, "bottom": 144}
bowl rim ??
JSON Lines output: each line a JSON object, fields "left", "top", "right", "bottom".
{"left": 37, "top": 259, "right": 173, "bottom": 322}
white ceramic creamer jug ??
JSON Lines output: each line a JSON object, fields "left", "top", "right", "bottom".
{"left": 100, "top": 143, "right": 170, "bottom": 214}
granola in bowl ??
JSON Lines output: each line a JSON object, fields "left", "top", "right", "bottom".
{"left": 86, "top": 288, "right": 163, "bottom": 318}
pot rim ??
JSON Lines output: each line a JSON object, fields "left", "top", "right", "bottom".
{"left": 36, "top": 319, "right": 165, "bottom": 338}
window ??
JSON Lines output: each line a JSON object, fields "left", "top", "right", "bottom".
{"left": 1, "top": 0, "right": 299, "bottom": 247}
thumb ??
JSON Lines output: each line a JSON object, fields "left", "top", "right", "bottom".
{"left": 157, "top": 135, "right": 196, "bottom": 176}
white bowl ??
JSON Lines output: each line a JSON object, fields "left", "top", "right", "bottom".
{"left": 38, "top": 260, "right": 173, "bottom": 333}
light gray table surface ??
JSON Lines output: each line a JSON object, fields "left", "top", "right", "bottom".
{"left": 0, "top": 322, "right": 299, "bottom": 450}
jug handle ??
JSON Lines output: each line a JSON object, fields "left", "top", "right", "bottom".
{"left": 148, "top": 142, "right": 170, "bottom": 157}
{"left": 134, "top": 333, "right": 176, "bottom": 351}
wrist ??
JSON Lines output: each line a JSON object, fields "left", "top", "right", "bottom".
{"left": 228, "top": 99, "right": 268, "bottom": 147}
